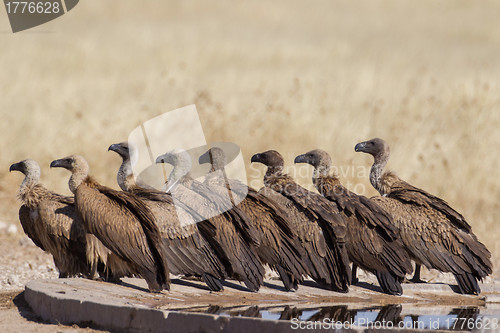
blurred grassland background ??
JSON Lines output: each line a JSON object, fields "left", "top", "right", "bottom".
{"left": 0, "top": 1, "right": 499, "bottom": 260}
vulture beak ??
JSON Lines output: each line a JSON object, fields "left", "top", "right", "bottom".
{"left": 198, "top": 150, "right": 211, "bottom": 165}
{"left": 250, "top": 153, "right": 261, "bottom": 164}
{"left": 9, "top": 162, "right": 22, "bottom": 172}
{"left": 294, "top": 154, "right": 308, "bottom": 164}
{"left": 108, "top": 143, "right": 120, "bottom": 152}
{"left": 50, "top": 159, "right": 66, "bottom": 169}
{"left": 354, "top": 141, "right": 367, "bottom": 152}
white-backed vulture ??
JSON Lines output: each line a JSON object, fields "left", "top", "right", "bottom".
{"left": 108, "top": 142, "right": 227, "bottom": 291}
{"left": 50, "top": 155, "right": 170, "bottom": 292}
{"left": 10, "top": 159, "right": 96, "bottom": 278}
{"left": 251, "top": 150, "right": 351, "bottom": 292}
{"left": 294, "top": 150, "right": 413, "bottom": 295}
{"left": 156, "top": 149, "right": 265, "bottom": 292}
{"left": 355, "top": 138, "right": 492, "bottom": 294}
{"left": 198, "top": 147, "right": 309, "bottom": 291}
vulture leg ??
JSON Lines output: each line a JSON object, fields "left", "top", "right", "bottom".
{"left": 351, "top": 264, "right": 359, "bottom": 284}
{"left": 409, "top": 264, "right": 426, "bottom": 283}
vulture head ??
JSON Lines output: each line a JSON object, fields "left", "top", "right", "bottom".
{"left": 50, "top": 155, "right": 90, "bottom": 175}
{"left": 251, "top": 150, "right": 284, "bottom": 169}
{"left": 108, "top": 142, "right": 130, "bottom": 161}
{"left": 354, "top": 138, "right": 390, "bottom": 159}
{"left": 109, "top": 142, "right": 137, "bottom": 191}
{"left": 50, "top": 155, "right": 90, "bottom": 193}
{"left": 10, "top": 159, "right": 41, "bottom": 179}
{"left": 50, "top": 155, "right": 80, "bottom": 171}
{"left": 198, "top": 147, "right": 226, "bottom": 171}
{"left": 294, "top": 149, "right": 332, "bottom": 170}
{"left": 156, "top": 149, "right": 193, "bottom": 191}
{"left": 156, "top": 149, "right": 192, "bottom": 169}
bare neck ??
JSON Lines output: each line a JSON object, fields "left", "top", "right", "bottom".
{"left": 69, "top": 165, "right": 89, "bottom": 194}
{"left": 312, "top": 164, "right": 330, "bottom": 182}
{"left": 210, "top": 159, "right": 225, "bottom": 173}
{"left": 168, "top": 164, "right": 189, "bottom": 185}
{"left": 19, "top": 169, "right": 40, "bottom": 193}
{"left": 117, "top": 158, "right": 136, "bottom": 192}
{"left": 166, "top": 164, "right": 192, "bottom": 192}
{"left": 370, "top": 152, "right": 389, "bottom": 194}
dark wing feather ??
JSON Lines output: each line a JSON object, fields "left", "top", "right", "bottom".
{"left": 373, "top": 196, "right": 492, "bottom": 281}
{"left": 316, "top": 176, "right": 413, "bottom": 280}
{"left": 135, "top": 189, "right": 227, "bottom": 284}
{"left": 217, "top": 178, "right": 297, "bottom": 237}
{"left": 208, "top": 181, "right": 307, "bottom": 289}
{"left": 317, "top": 176, "right": 397, "bottom": 240}
{"left": 167, "top": 180, "right": 264, "bottom": 291}
{"left": 37, "top": 200, "right": 89, "bottom": 276}
{"left": 389, "top": 180, "right": 471, "bottom": 232}
{"left": 277, "top": 180, "right": 347, "bottom": 241}
{"left": 19, "top": 205, "right": 45, "bottom": 250}
{"left": 259, "top": 185, "right": 350, "bottom": 291}
{"left": 76, "top": 182, "right": 169, "bottom": 291}
{"left": 190, "top": 180, "right": 261, "bottom": 246}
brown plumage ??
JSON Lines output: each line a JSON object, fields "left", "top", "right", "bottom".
{"left": 199, "top": 147, "right": 309, "bottom": 291}
{"left": 156, "top": 149, "right": 265, "bottom": 291}
{"left": 10, "top": 159, "right": 96, "bottom": 278}
{"left": 50, "top": 155, "right": 170, "bottom": 292}
{"left": 251, "top": 150, "right": 351, "bottom": 292}
{"left": 294, "top": 150, "right": 413, "bottom": 295}
{"left": 109, "top": 142, "right": 227, "bottom": 291}
{"left": 355, "top": 138, "right": 492, "bottom": 294}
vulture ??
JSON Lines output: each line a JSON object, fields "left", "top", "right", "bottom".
{"left": 10, "top": 159, "right": 97, "bottom": 278}
{"left": 156, "top": 149, "right": 265, "bottom": 291}
{"left": 355, "top": 138, "right": 492, "bottom": 294}
{"left": 108, "top": 142, "right": 227, "bottom": 292}
{"left": 251, "top": 150, "right": 351, "bottom": 292}
{"left": 50, "top": 155, "right": 170, "bottom": 292}
{"left": 294, "top": 149, "right": 413, "bottom": 295}
{"left": 198, "top": 147, "right": 309, "bottom": 291}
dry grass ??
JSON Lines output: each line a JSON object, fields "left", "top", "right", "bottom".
{"left": 0, "top": 0, "right": 499, "bottom": 260}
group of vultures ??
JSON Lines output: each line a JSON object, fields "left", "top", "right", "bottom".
{"left": 10, "top": 138, "right": 492, "bottom": 296}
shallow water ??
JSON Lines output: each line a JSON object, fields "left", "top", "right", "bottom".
{"left": 182, "top": 304, "right": 500, "bottom": 331}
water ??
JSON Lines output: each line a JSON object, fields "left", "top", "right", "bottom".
{"left": 179, "top": 304, "right": 500, "bottom": 331}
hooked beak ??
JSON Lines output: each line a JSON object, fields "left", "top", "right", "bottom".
{"left": 294, "top": 154, "right": 308, "bottom": 164}
{"left": 9, "top": 162, "right": 21, "bottom": 172}
{"left": 198, "top": 150, "right": 211, "bottom": 165}
{"left": 108, "top": 143, "right": 120, "bottom": 152}
{"left": 50, "top": 159, "right": 65, "bottom": 168}
{"left": 354, "top": 142, "right": 367, "bottom": 152}
{"left": 250, "top": 153, "right": 261, "bottom": 163}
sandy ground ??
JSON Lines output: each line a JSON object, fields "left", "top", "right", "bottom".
{"left": 0, "top": 291, "right": 108, "bottom": 333}
{"left": 0, "top": 233, "right": 110, "bottom": 332}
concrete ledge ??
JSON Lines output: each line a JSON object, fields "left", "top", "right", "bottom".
{"left": 23, "top": 278, "right": 500, "bottom": 332}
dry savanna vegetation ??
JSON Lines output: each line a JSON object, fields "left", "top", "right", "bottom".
{"left": 0, "top": 1, "right": 499, "bottom": 266}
